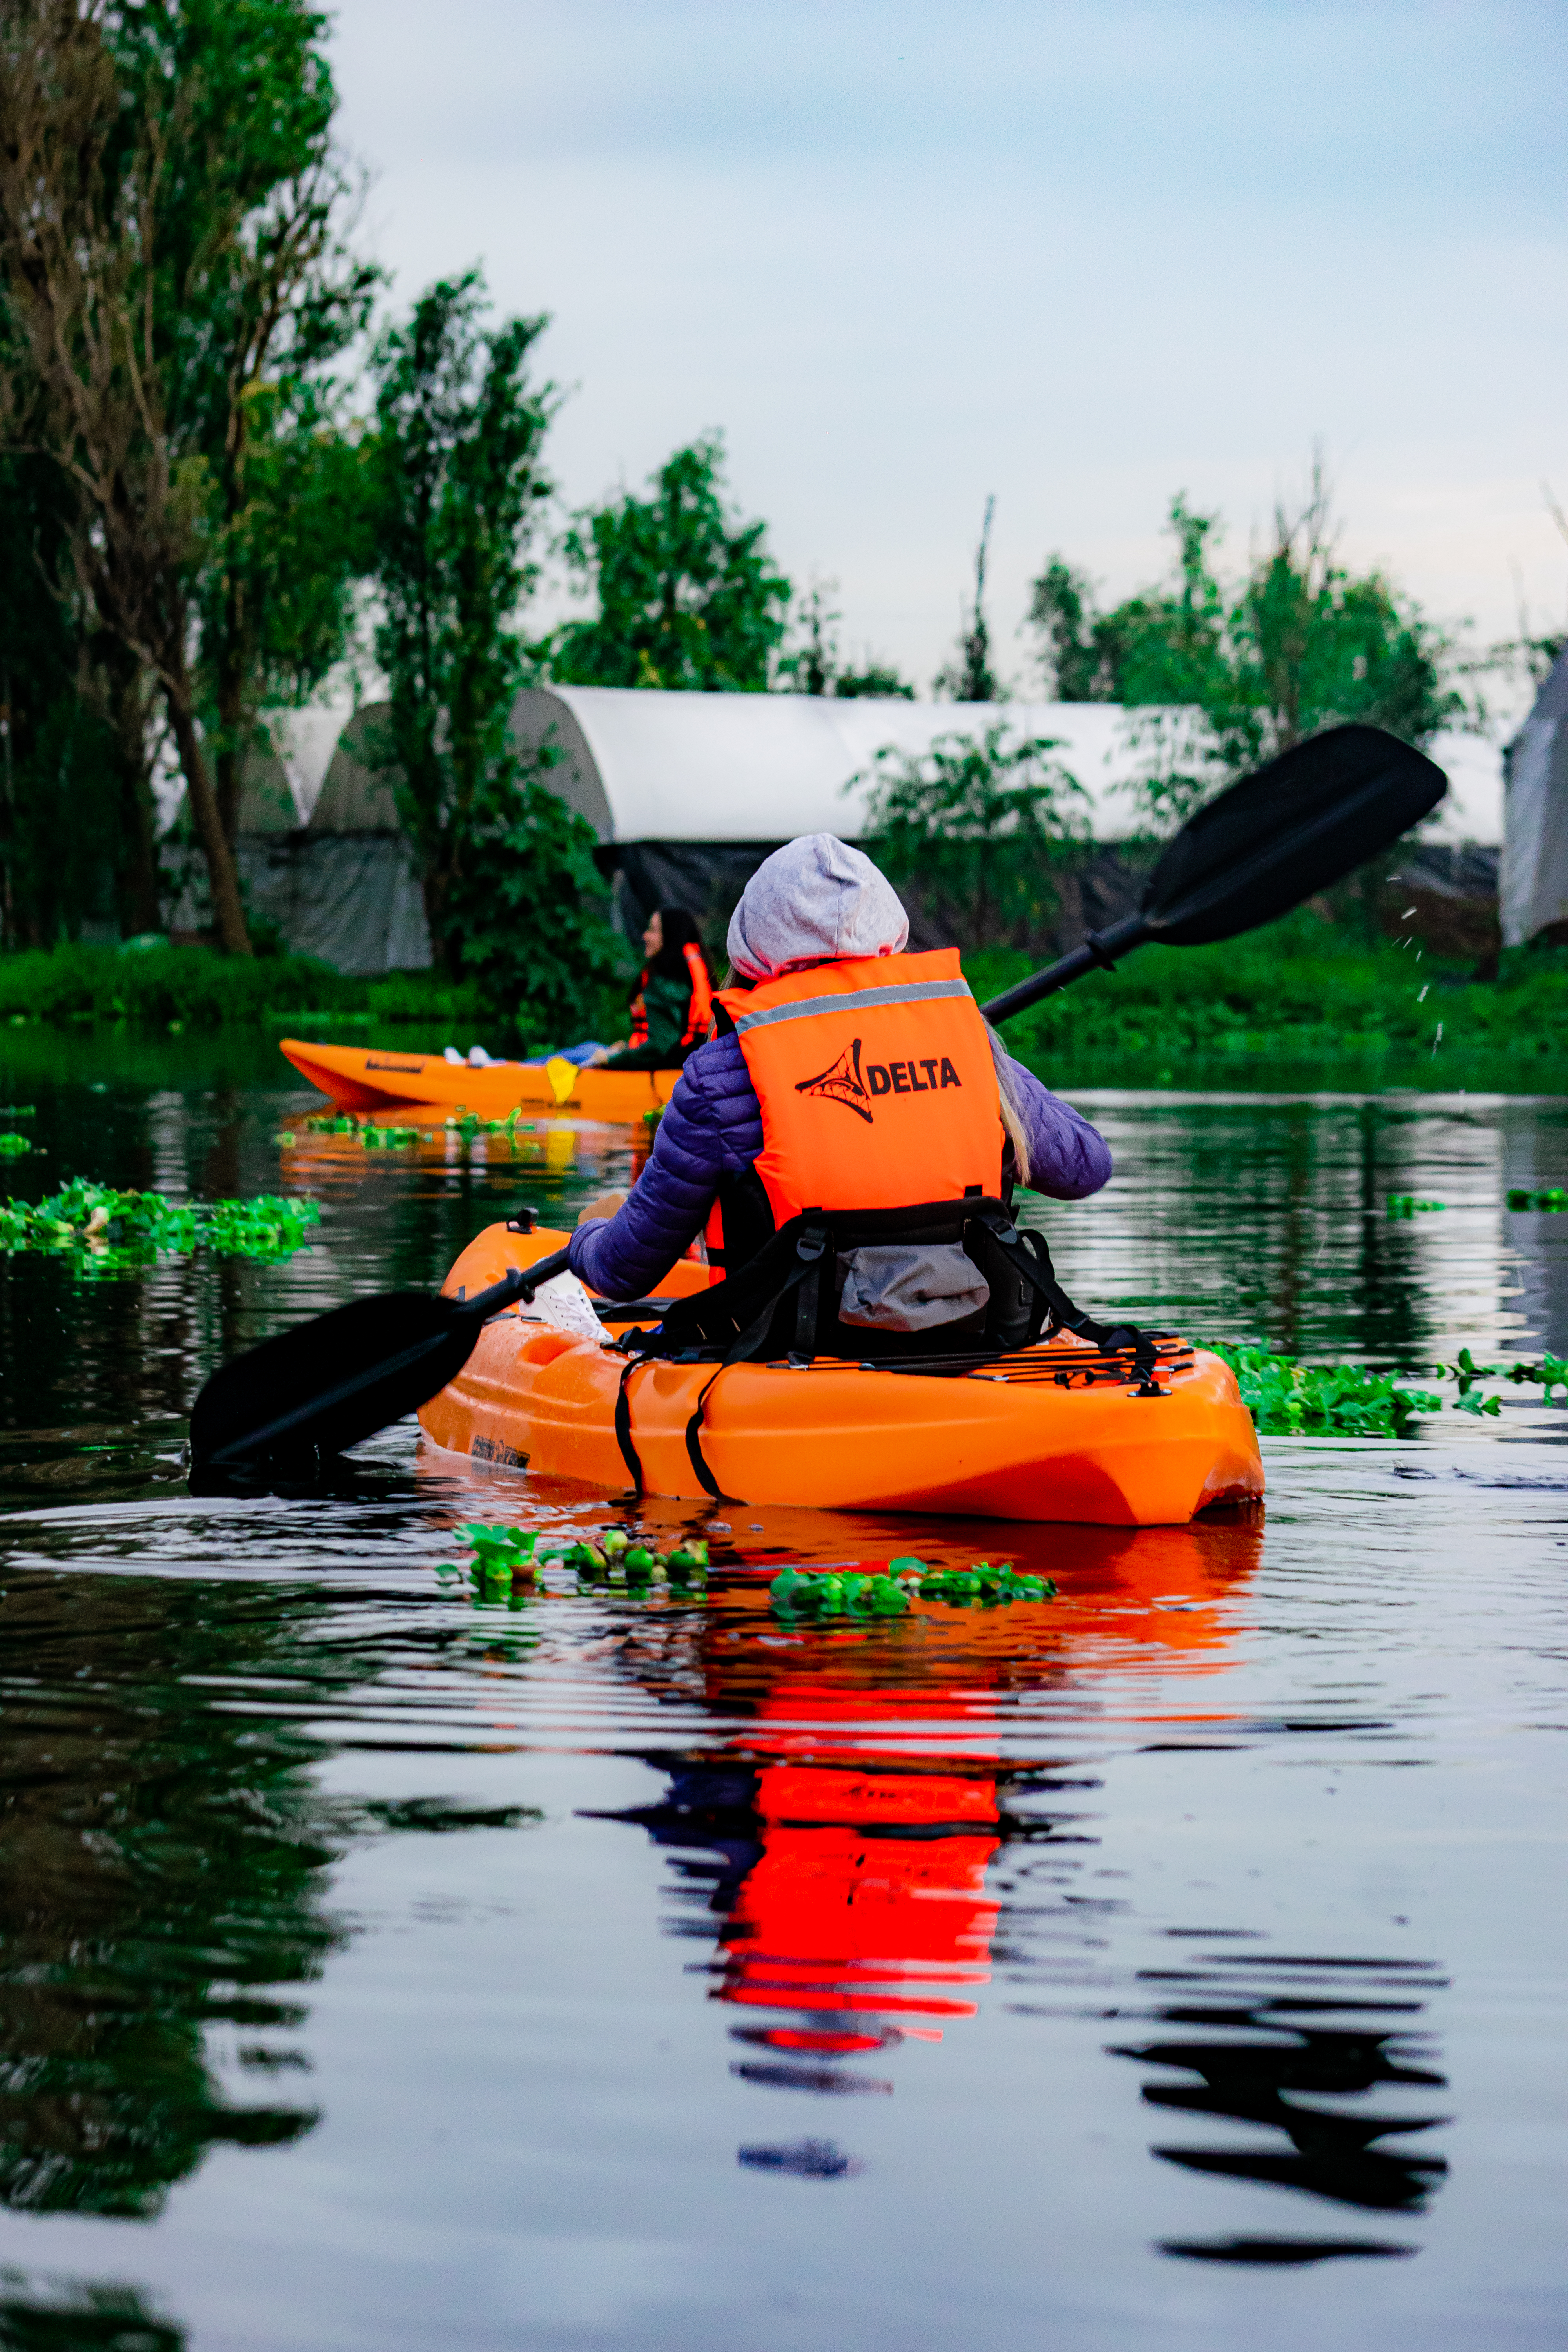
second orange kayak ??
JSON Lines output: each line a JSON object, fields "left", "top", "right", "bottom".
{"left": 279, "top": 1037, "right": 680, "bottom": 1122}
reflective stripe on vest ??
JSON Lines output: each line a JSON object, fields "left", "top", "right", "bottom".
{"left": 714, "top": 948, "right": 1002, "bottom": 1225}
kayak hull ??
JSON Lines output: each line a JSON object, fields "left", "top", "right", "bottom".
{"left": 279, "top": 1038, "right": 679, "bottom": 1123}
{"left": 418, "top": 1225, "right": 1265, "bottom": 1528}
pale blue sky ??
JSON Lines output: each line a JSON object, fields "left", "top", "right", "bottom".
{"left": 328, "top": 0, "right": 1566, "bottom": 708}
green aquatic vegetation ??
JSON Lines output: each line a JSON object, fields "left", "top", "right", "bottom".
{"left": 0, "top": 1104, "right": 35, "bottom": 1116}
{"left": 1213, "top": 1338, "right": 1568, "bottom": 1434}
{"left": 0, "top": 1179, "right": 320, "bottom": 1273}
{"left": 769, "top": 1557, "right": 1054, "bottom": 1619}
{"left": 359, "top": 1124, "right": 427, "bottom": 1149}
{"left": 1507, "top": 1188, "right": 1568, "bottom": 1211}
{"left": 453, "top": 1522, "right": 709, "bottom": 1595}
{"left": 0, "top": 1133, "right": 32, "bottom": 1156}
{"left": 1434, "top": 1346, "right": 1568, "bottom": 1397}
{"left": 1387, "top": 1194, "right": 1445, "bottom": 1216}
{"left": 1210, "top": 1343, "right": 1443, "bottom": 1436}
{"left": 444, "top": 1109, "right": 527, "bottom": 1142}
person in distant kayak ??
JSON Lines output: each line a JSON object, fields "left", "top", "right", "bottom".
{"left": 590, "top": 907, "right": 714, "bottom": 1072}
{"left": 569, "top": 836, "right": 1112, "bottom": 1356}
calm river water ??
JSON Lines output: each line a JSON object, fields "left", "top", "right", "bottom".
{"left": 0, "top": 1031, "right": 1564, "bottom": 2351}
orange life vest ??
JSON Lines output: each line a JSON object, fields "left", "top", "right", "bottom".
{"left": 711, "top": 948, "right": 1002, "bottom": 1232}
{"left": 627, "top": 940, "right": 715, "bottom": 1055}
{"left": 681, "top": 940, "right": 714, "bottom": 1047}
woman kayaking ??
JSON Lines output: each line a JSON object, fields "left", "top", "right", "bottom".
{"left": 569, "top": 835, "right": 1111, "bottom": 1355}
{"left": 590, "top": 907, "right": 713, "bottom": 1071}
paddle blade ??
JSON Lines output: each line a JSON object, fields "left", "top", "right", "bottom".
{"left": 189, "top": 1292, "right": 481, "bottom": 1470}
{"left": 1142, "top": 722, "right": 1446, "bottom": 947}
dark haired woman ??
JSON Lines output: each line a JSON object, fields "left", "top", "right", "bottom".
{"left": 591, "top": 907, "right": 714, "bottom": 1070}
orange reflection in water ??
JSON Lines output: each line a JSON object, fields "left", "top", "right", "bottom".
{"left": 683, "top": 1512, "right": 1264, "bottom": 2063}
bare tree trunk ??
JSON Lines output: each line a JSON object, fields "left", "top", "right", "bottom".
{"left": 163, "top": 662, "right": 251, "bottom": 955}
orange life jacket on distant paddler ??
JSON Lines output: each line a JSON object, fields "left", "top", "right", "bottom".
{"left": 627, "top": 940, "right": 715, "bottom": 1055}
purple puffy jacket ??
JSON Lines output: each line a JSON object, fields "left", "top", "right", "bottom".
{"left": 567, "top": 1028, "right": 1111, "bottom": 1301}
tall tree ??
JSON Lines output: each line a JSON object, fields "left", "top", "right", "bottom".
{"left": 935, "top": 494, "right": 1001, "bottom": 702}
{"left": 370, "top": 272, "right": 557, "bottom": 972}
{"left": 0, "top": 450, "right": 128, "bottom": 946}
{"left": 1027, "top": 466, "right": 1458, "bottom": 824}
{"left": 779, "top": 580, "right": 914, "bottom": 699}
{"left": 196, "top": 379, "right": 375, "bottom": 845}
{"left": 0, "top": 0, "right": 371, "bottom": 952}
{"left": 551, "top": 435, "right": 791, "bottom": 692}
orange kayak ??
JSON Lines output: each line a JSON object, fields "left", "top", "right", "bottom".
{"left": 418, "top": 1224, "right": 1265, "bottom": 1527}
{"left": 279, "top": 1038, "right": 680, "bottom": 1123}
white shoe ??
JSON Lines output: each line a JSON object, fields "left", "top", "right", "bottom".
{"left": 443, "top": 1046, "right": 463, "bottom": 1064}
{"left": 468, "top": 1045, "right": 494, "bottom": 1066}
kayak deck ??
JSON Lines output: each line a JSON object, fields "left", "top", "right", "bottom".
{"left": 279, "top": 1037, "right": 679, "bottom": 1123}
{"left": 417, "top": 1225, "right": 1265, "bottom": 1527}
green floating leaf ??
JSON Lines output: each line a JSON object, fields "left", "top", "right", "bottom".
{"left": 0, "top": 1134, "right": 32, "bottom": 1158}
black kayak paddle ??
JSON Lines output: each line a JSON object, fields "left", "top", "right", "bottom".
{"left": 189, "top": 1247, "right": 572, "bottom": 1472}
{"left": 981, "top": 721, "right": 1446, "bottom": 1024}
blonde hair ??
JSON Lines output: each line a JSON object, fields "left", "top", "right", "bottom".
{"left": 986, "top": 1024, "right": 1032, "bottom": 1188}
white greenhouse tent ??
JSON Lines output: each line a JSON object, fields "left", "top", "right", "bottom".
{"left": 164, "top": 686, "right": 1505, "bottom": 972}
{"left": 1501, "top": 648, "right": 1568, "bottom": 947}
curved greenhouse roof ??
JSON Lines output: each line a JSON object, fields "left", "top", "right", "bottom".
{"left": 209, "top": 684, "right": 1497, "bottom": 848}
{"left": 508, "top": 686, "right": 1165, "bottom": 844}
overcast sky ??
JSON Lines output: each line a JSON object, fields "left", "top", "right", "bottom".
{"left": 327, "top": 0, "right": 1566, "bottom": 716}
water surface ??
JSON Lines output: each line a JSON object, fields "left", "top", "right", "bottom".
{"left": 0, "top": 1042, "right": 1564, "bottom": 2349}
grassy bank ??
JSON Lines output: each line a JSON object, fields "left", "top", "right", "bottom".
{"left": 0, "top": 943, "right": 490, "bottom": 1033}
{"left": 966, "top": 912, "right": 1568, "bottom": 1083}
{"left": 10, "top": 920, "right": 1568, "bottom": 1093}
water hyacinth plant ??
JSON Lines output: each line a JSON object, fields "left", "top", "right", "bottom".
{"left": 298, "top": 1111, "right": 537, "bottom": 1147}
{"left": 769, "top": 1558, "right": 1055, "bottom": 1619}
{"left": 1210, "top": 1343, "right": 1442, "bottom": 1435}
{"left": 1210, "top": 1339, "right": 1568, "bottom": 1433}
{"left": 453, "top": 1523, "right": 709, "bottom": 1597}
{"left": 0, "top": 1180, "right": 320, "bottom": 1274}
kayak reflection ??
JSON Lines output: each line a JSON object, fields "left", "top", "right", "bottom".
{"left": 602, "top": 1509, "right": 1450, "bottom": 2245}
{"left": 611, "top": 1512, "right": 1260, "bottom": 2105}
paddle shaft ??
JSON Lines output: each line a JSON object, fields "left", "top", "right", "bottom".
{"left": 980, "top": 914, "right": 1147, "bottom": 1025}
